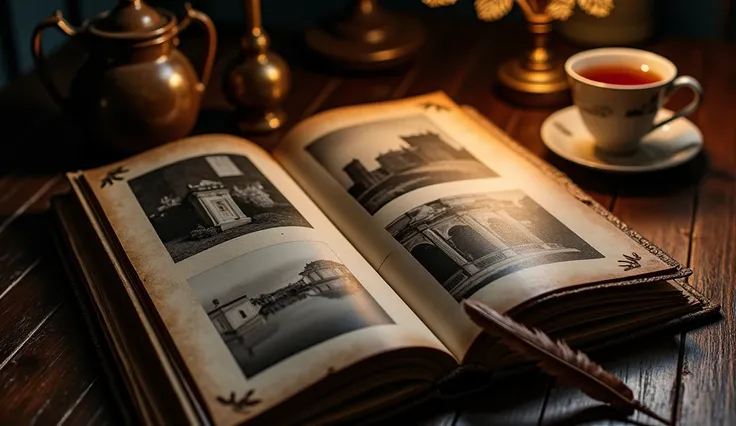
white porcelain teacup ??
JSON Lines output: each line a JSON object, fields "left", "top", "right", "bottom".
{"left": 565, "top": 48, "right": 703, "bottom": 154}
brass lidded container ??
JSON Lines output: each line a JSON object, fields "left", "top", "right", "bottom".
{"left": 32, "top": 0, "right": 217, "bottom": 154}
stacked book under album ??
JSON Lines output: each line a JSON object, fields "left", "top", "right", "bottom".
{"left": 51, "top": 92, "right": 719, "bottom": 425}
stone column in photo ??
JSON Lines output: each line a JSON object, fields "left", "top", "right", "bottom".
{"left": 420, "top": 226, "right": 480, "bottom": 274}
{"left": 459, "top": 212, "right": 517, "bottom": 257}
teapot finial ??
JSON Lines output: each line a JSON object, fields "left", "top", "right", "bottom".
{"left": 94, "top": 0, "right": 166, "bottom": 33}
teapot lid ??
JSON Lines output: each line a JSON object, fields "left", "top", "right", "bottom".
{"left": 90, "top": 0, "right": 171, "bottom": 35}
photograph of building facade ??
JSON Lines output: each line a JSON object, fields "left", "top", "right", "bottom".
{"left": 189, "top": 241, "right": 393, "bottom": 378}
{"left": 208, "top": 260, "right": 357, "bottom": 334}
{"left": 129, "top": 154, "right": 311, "bottom": 262}
{"left": 306, "top": 115, "right": 498, "bottom": 214}
{"left": 186, "top": 179, "right": 252, "bottom": 231}
{"left": 386, "top": 190, "right": 604, "bottom": 300}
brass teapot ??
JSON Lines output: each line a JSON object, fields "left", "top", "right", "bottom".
{"left": 32, "top": 0, "right": 217, "bottom": 154}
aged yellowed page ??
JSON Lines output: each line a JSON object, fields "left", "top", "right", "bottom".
{"left": 80, "top": 135, "right": 452, "bottom": 426}
{"left": 273, "top": 91, "right": 679, "bottom": 359}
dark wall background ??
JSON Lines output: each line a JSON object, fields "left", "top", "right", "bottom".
{"left": 1, "top": 0, "right": 734, "bottom": 86}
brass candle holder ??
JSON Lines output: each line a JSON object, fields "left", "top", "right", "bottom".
{"left": 424, "top": 0, "right": 613, "bottom": 107}
{"left": 306, "top": 0, "right": 426, "bottom": 71}
{"left": 224, "top": 0, "right": 291, "bottom": 133}
{"left": 498, "top": 1, "right": 569, "bottom": 107}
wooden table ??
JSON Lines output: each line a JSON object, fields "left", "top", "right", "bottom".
{"left": 0, "top": 17, "right": 733, "bottom": 425}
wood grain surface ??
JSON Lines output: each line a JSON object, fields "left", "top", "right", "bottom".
{"left": 0, "top": 17, "right": 733, "bottom": 425}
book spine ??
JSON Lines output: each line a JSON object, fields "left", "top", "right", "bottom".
{"left": 48, "top": 196, "right": 139, "bottom": 425}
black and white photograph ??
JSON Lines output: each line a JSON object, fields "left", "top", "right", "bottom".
{"left": 129, "top": 154, "right": 311, "bottom": 262}
{"left": 306, "top": 115, "right": 498, "bottom": 214}
{"left": 386, "top": 190, "right": 604, "bottom": 301}
{"left": 188, "top": 241, "right": 394, "bottom": 378}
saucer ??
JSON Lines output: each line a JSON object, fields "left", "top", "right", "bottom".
{"left": 541, "top": 106, "right": 703, "bottom": 173}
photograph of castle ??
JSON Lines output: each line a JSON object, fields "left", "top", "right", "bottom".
{"left": 386, "top": 190, "right": 604, "bottom": 301}
{"left": 188, "top": 241, "right": 394, "bottom": 378}
{"left": 306, "top": 115, "right": 498, "bottom": 214}
{"left": 129, "top": 154, "right": 311, "bottom": 262}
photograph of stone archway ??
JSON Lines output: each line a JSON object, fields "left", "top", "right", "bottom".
{"left": 129, "top": 154, "right": 311, "bottom": 262}
{"left": 385, "top": 190, "right": 604, "bottom": 301}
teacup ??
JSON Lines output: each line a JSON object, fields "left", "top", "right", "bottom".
{"left": 565, "top": 48, "right": 703, "bottom": 155}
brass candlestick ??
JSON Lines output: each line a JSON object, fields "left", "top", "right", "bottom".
{"left": 306, "top": 0, "right": 425, "bottom": 71}
{"left": 423, "top": 0, "right": 613, "bottom": 107}
{"left": 224, "top": 0, "right": 290, "bottom": 133}
{"left": 497, "top": 3, "right": 568, "bottom": 107}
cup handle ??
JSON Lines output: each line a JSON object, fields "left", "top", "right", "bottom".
{"left": 651, "top": 75, "right": 703, "bottom": 131}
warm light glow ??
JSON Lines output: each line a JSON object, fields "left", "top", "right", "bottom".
{"left": 169, "top": 73, "right": 183, "bottom": 88}
{"left": 267, "top": 116, "right": 281, "bottom": 128}
{"left": 265, "top": 66, "right": 280, "bottom": 82}
{"left": 641, "top": 64, "right": 650, "bottom": 73}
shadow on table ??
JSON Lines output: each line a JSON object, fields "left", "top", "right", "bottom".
{"left": 0, "top": 113, "right": 115, "bottom": 174}
{"left": 388, "top": 332, "right": 700, "bottom": 425}
{"left": 545, "top": 149, "right": 710, "bottom": 199}
{"left": 542, "top": 405, "right": 655, "bottom": 426}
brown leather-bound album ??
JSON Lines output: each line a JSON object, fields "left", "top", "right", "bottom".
{"left": 50, "top": 92, "right": 720, "bottom": 426}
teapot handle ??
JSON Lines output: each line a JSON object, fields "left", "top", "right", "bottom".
{"left": 177, "top": 3, "right": 217, "bottom": 90}
{"left": 31, "top": 10, "right": 77, "bottom": 110}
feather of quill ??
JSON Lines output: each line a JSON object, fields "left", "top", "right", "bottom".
{"left": 462, "top": 299, "right": 669, "bottom": 425}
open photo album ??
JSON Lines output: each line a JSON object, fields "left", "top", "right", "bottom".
{"left": 51, "top": 92, "right": 719, "bottom": 426}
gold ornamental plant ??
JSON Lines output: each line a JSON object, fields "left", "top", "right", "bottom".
{"left": 421, "top": 0, "right": 615, "bottom": 107}
{"left": 422, "top": 0, "right": 614, "bottom": 21}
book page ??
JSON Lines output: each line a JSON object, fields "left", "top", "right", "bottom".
{"left": 80, "top": 135, "right": 451, "bottom": 426}
{"left": 273, "top": 92, "right": 680, "bottom": 358}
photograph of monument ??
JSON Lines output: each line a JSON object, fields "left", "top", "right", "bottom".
{"left": 306, "top": 115, "right": 498, "bottom": 214}
{"left": 188, "top": 241, "right": 394, "bottom": 378}
{"left": 129, "top": 154, "right": 311, "bottom": 262}
{"left": 386, "top": 190, "right": 604, "bottom": 301}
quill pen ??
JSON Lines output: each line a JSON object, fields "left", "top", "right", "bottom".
{"left": 462, "top": 299, "right": 668, "bottom": 425}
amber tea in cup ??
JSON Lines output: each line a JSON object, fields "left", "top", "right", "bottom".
{"left": 578, "top": 65, "right": 662, "bottom": 86}
{"left": 565, "top": 48, "right": 703, "bottom": 154}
